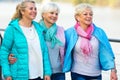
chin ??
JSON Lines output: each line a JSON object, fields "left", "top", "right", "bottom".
{"left": 31, "top": 17, "right": 36, "bottom": 20}
{"left": 86, "top": 22, "right": 92, "bottom": 25}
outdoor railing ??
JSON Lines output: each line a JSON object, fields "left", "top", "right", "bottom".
{"left": 0, "top": 29, "right": 5, "bottom": 31}
{"left": 109, "top": 38, "right": 120, "bottom": 43}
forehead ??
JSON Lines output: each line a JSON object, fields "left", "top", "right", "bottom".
{"left": 41, "top": 4, "right": 59, "bottom": 14}
{"left": 48, "top": 10, "right": 59, "bottom": 13}
{"left": 45, "top": 8, "right": 59, "bottom": 13}
{"left": 43, "top": 10, "right": 58, "bottom": 16}
{"left": 25, "top": 2, "right": 35, "bottom": 7}
{"left": 82, "top": 8, "right": 93, "bottom": 13}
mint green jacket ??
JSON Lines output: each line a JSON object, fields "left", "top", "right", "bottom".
{"left": 0, "top": 19, "right": 51, "bottom": 80}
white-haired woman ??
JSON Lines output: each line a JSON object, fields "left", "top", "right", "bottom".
{"left": 63, "top": 3, "right": 118, "bottom": 80}
{"left": 39, "top": 2, "right": 66, "bottom": 80}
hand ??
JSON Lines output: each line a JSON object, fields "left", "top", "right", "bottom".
{"left": 110, "top": 70, "right": 118, "bottom": 80}
{"left": 6, "top": 77, "right": 12, "bottom": 80}
{"left": 9, "top": 54, "right": 17, "bottom": 64}
{"left": 44, "top": 75, "right": 50, "bottom": 80}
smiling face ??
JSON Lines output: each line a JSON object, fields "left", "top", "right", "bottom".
{"left": 41, "top": 2, "right": 60, "bottom": 27}
{"left": 42, "top": 10, "right": 58, "bottom": 27}
{"left": 76, "top": 8, "right": 93, "bottom": 26}
{"left": 74, "top": 3, "right": 93, "bottom": 29}
{"left": 21, "top": 2, "right": 37, "bottom": 21}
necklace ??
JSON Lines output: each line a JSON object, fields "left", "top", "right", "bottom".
{"left": 19, "top": 20, "right": 32, "bottom": 28}
{"left": 21, "top": 25, "right": 36, "bottom": 40}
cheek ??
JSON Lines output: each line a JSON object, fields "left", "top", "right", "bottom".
{"left": 55, "top": 16, "right": 58, "bottom": 20}
{"left": 35, "top": 11, "right": 37, "bottom": 14}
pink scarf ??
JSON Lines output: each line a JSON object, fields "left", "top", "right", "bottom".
{"left": 75, "top": 22, "right": 94, "bottom": 55}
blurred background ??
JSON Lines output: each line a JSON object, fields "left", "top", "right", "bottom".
{"left": 0, "top": 0, "right": 120, "bottom": 80}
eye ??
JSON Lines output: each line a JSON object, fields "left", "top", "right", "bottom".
{"left": 83, "top": 13, "right": 87, "bottom": 16}
{"left": 89, "top": 13, "right": 93, "bottom": 16}
{"left": 50, "top": 12, "right": 58, "bottom": 16}
{"left": 50, "top": 12, "right": 54, "bottom": 14}
{"left": 34, "top": 7, "right": 37, "bottom": 11}
{"left": 55, "top": 13, "right": 58, "bottom": 16}
{"left": 82, "top": 13, "right": 93, "bottom": 16}
{"left": 29, "top": 7, "right": 37, "bottom": 11}
{"left": 29, "top": 7, "right": 33, "bottom": 10}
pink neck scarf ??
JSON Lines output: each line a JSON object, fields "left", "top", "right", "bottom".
{"left": 74, "top": 22, "right": 94, "bottom": 55}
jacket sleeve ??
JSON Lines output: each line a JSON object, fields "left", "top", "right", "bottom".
{"left": 63, "top": 28, "right": 73, "bottom": 72}
{"left": 39, "top": 30, "right": 52, "bottom": 76}
{"left": 93, "top": 26, "right": 115, "bottom": 70}
{"left": 99, "top": 29, "right": 115, "bottom": 70}
{"left": 34, "top": 22, "right": 52, "bottom": 76}
{"left": 0, "top": 26, "right": 14, "bottom": 78}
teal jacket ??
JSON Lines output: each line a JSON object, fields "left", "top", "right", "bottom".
{"left": 0, "top": 19, "right": 51, "bottom": 80}
{"left": 63, "top": 24, "right": 115, "bottom": 72}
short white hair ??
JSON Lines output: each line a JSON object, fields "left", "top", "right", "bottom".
{"left": 41, "top": 2, "right": 60, "bottom": 14}
{"left": 75, "top": 3, "right": 93, "bottom": 15}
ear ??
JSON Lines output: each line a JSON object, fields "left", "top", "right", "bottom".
{"left": 75, "top": 14, "right": 79, "bottom": 22}
{"left": 42, "top": 13, "right": 45, "bottom": 19}
{"left": 20, "top": 10, "right": 25, "bottom": 15}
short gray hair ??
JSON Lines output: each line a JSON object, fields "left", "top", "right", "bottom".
{"left": 41, "top": 2, "right": 60, "bottom": 15}
{"left": 74, "top": 3, "right": 93, "bottom": 16}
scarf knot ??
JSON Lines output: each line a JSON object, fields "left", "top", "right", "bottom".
{"left": 40, "top": 20, "right": 63, "bottom": 48}
{"left": 75, "top": 22, "right": 94, "bottom": 55}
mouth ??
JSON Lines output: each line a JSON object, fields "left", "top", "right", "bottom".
{"left": 51, "top": 18, "right": 57, "bottom": 21}
{"left": 86, "top": 18, "right": 92, "bottom": 22}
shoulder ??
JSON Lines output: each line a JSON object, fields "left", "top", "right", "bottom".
{"left": 93, "top": 24, "right": 106, "bottom": 35}
{"left": 57, "top": 25, "right": 64, "bottom": 31}
{"left": 32, "top": 21, "right": 44, "bottom": 31}
{"left": 5, "top": 19, "right": 19, "bottom": 33}
{"left": 66, "top": 26, "right": 75, "bottom": 31}
{"left": 65, "top": 26, "right": 76, "bottom": 35}
{"left": 65, "top": 27, "right": 77, "bottom": 41}
{"left": 32, "top": 21, "right": 40, "bottom": 26}
{"left": 93, "top": 24, "right": 109, "bottom": 42}
{"left": 4, "top": 24, "right": 15, "bottom": 36}
{"left": 56, "top": 25, "right": 65, "bottom": 35}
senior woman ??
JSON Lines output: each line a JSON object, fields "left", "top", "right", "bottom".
{"left": 63, "top": 3, "right": 118, "bottom": 80}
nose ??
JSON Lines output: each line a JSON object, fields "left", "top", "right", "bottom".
{"left": 53, "top": 14, "right": 57, "bottom": 17}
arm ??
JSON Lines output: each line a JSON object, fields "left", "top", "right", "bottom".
{"left": 39, "top": 31, "right": 52, "bottom": 76}
{"left": 44, "top": 75, "right": 50, "bottom": 80}
{"left": 95, "top": 27, "right": 118, "bottom": 80}
{"left": 8, "top": 54, "right": 17, "bottom": 64}
{"left": 42, "top": 39, "right": 52, "bottom": 76}
{"left": 35, "top": 22, "right": 52, "bottom": 77}
{"left": 5, "top": 77, "right": 12, "bottom": 80}
{"left": 110, "top": 62, "right": 118, "bottom": 80}
{"left": 0, "top": 26, "right": 14, "bottom": 78}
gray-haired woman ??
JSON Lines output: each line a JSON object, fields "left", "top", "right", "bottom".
{"left": 39, "top": 2, "right": 66, "bottom": 80}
